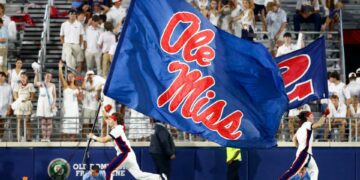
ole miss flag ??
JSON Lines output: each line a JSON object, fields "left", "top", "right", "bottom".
{"left": 104, "top": 0, "right": 288, "bottom": 148}
{"left": 275, "top": 37, "right": 328, "bottom": 109}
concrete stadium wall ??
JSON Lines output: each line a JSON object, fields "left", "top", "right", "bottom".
{"left": 0, "top": 147, "right": 359, "bottom": 180}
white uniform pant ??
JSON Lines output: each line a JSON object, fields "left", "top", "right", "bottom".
{"left": 106, "top": 151, "right": 161, "bottom": 180}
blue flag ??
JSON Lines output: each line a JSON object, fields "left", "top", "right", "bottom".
{"left": 275, "top": 37, "right": 328, "bottom": 109}
{"left": 104, "top": 0, "right": 288, "bottom": 148}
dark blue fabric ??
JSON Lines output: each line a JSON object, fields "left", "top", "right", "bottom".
{"left": 275, "top": 37, "right": 328, "bottom": 109}
{"left": 104, "top": 0, "right": 288, "bottom": 148}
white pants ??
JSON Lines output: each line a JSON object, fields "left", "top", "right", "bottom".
{"left": 62, "top": 43, "right": 83, "bottom": 69}
{"left": 306, "top": 156, "right": 319, "bottom": 180}
{"left": 85, "top": 50, "right": 102, "bottom": 75}
{"left": 107, "top": 151, "right": 161, "bottom": 180}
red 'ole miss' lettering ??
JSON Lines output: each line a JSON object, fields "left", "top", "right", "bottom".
{"left": 157, "top": 61, "right": 243, "bottom": 140}
{"left": 278, "top": 54, "right": 314, "bottom": 103}
{"left": 160, "top": 12, "right": 215, "bottom": 67}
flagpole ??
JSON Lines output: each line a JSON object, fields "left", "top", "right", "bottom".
{"left": 82, "top": 100, "right": 103, "bottom": 170}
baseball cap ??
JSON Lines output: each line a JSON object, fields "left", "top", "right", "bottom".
{"left": 349, "top": 72, "right": 356, "bottom": 78}
{"left": 86, "top": 70, "right": 95, "bottom": 76}
{"left": 113, "top": 0, "right": 121, "bottom": 3}
{"left": 356, "top": 68, "right": 360, "bottom": 74}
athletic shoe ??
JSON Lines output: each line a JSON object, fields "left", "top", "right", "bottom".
{"left": 161, "top": 173, "right": 167, "bottom": 180}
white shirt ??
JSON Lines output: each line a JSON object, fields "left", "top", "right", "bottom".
{"left": 85, "top": 26, "right": 103, "bottom": 53}
{"left": 295, "top": 121, "right": 313, "bottom": 156}
{"left": 346, "top": 81, "right": 360, "bottom": 98}
{"left": 266, "top": 8, "right": 287, "bottom": 39}
{"left": 60, "top": 20, "right": 84, "bottom": 44}
{"left": 0, "top": 15, "right": 11, "bottom": 28}
{"left": 0, "top": 83, "right": 12, "bottom": 117}
{"left": 110, "top": 125, "right": 133, "bottom": 155}
{"left": 254, "top": 0, "right": 265, "bottom": 5}
{"left": 7, "top": 69, "right": 24, "bottom": 90}
{"left": 350, "top": 103, "right": 360, "bottom": 118}
{"left": 109, "top": 42, "right": 118, "bottom": 56}
{"left": 7, "top": 21, "right": 17, "bottom": 41}
{"left": 356, "top": 78, "right": 360, "bottom": 85}
{"left": 288, "top": 104, "right": 311, "bottom": 117}
{"left": 276, "top": 43, "right": 299, "bottom": 57}
{"left": 329, "top": 82, "right": 350, "bottom": 104}
{"left": 98, "top": 31, "right": 116, "bottom": 53}
{"left": 83, "top": 82, "right": 99, "bottom": 110}
{"left": 328, "top": 102, "right": 347, "bottom": 118}
{"left": 106, "top": 6, "right": 127, "bottom": 28}
{"left": 14, "top": 83, "right": 36, "bottom": 101}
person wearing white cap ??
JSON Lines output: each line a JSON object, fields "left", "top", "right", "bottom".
{"left": 345, "top": 72, "right": 360, "bottom": 100}
{"left": 356, "top": 68, "right": 360, "bottom": 85}
{"left": 105, "top": 0, "right": 127, "bottom": 28}
{"left": 81, "top": 70, "right": 99, "bottom": 139}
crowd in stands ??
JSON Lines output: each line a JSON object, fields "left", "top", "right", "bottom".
{"left": 0, "top": 0, "right": 358, "bottom": 143}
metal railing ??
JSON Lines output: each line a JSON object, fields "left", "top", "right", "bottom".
{"left": 37, "top": 0, "right": 53, "bottom": 77}
{"left": 339, "top": 10, "right": 347, "bottom": 82}
{"left": 0, "top": 116, "right": 359, "bottom": 143}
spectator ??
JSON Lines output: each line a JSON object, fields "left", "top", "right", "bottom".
{"left": 84, "top": 15, "right": 103, "bottom": 75}
{"left": 0, "top": 18, "right": 8, "bottom": 72}
{"left": 60, "top": 9, "right": 85, "bottom": 70}
{"left": 219, "top": 0, "right": 238, "bottom": 33}
{"left": 346, "top": 72, "right": 360, "bottom": 99}
{"left": 13, "top": 73, "right": 35, "bottom": 141}
{"left": 226, "top": 147, "right": 241, "bottom": 180}
{"left": 81, "top": 4, "right": 92, "bottom": 20}
{"left": 208, "top": 0, "right": 220, "bottom": 27}
{"left": 149, "top": 119, "right": 176, "bottom": 178}
{"left": 288, "top": 104, "right": 311, "bottom": 139}
{"left": 276, "top": 32, "right": 304, "bottom": 57}
{"left": 105, "top": 0, "right": 127, "bottom": 28}
{"left": 320, "top": 0, "right": 343, "bottom": 39}
{"left": 232, "top": 0, "right": 255, "bottom": 41}
{"left": 254, "top": 0, "right": 267, "bottom": 38}
{"left": 324, "top": 95, "right": 347, "bottom": 141}
{"left": 82, "top": 165, "right": 106, "bottom": 180}
{"left": 58, "top": 61, "right": 80, "bottom": 141}
{"left": 293, "top": 0, "right": 321, "bottom": 32}
{"left": 34, "top": 71, "right": 57, "bottom": 142}
{"left": 0, "top": 4, "right": 10, "bottom": 27}
{"left": 92, "top": 3, "right": 105, "bottom": 16}
{"left": 98, "top": 22, "right": 116, "bottom": 77}
{"left": 81, "top": 70, "right": 99, "bottom": 139}
{"left": 349, "top": 96, "right": 360, "bottom": 141}
{"left": 328, "top": 71, "right": 350, "bottom": 105}
{"left": 7, "top": 58, "right": 23, "bottom": 90}
{"left": 197, "top": 0, "right": 209, "bottom": 17}
{"left": 0, "top": 71, "right": 12, "bottom": 142}
{"left": 266, "top": 2, "right": 287, "bottom": 56}
{"left": 356, "top": 68, "right": 360, "bottom": 85}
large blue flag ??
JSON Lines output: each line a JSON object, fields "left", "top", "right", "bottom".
{"left": 104, "top": 0, "right": 288, "bottom": 148}
{"left": 275, "top": 37, "right": 328, "bottom": 109}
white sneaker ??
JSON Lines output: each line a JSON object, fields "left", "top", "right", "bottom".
{"left": 161, "top": 173, "right": 167, "bottom": 180}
